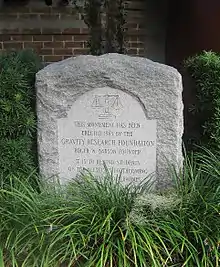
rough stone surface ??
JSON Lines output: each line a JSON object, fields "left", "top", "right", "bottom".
{"left": 36, "top": 53, "right": 183, "bottom": 188}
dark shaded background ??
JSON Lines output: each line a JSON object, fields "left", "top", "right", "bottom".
{"left": 166, "top": 0, "right": 220, "bottom": 149}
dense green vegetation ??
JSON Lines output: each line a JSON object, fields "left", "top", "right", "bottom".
{"left": 184, "top": 51, "right": 220, "bottom": 153}
{"left": 0, "top": 149, "right": 220, "bottom": 266}
{"left": 0, "top": 50, "right": 41, "bottom": 182}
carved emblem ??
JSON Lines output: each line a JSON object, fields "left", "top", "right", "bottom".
{"left": 91, "top": 94, "right": 123, "bottom": 119}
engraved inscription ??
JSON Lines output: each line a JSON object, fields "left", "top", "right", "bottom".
{"left": 58, "top": 87, "right": 157, "bottom": 185}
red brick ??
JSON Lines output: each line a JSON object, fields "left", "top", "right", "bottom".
{"left": 44, "top": 55, "right": 63, "bottom": 62}
{"left": 54, "top": 48, "right": 73, "bottom": 55}
{"left": 137, "top": 42, "right": 145, "bottom": 49}
{"left": 73, "top": 48, "right": 89, "bottom": 55}
{"left": 127, "top": 48, "right": 138, "bottom": 55}
{"left": 126, "top": 10, "right": 145, "bottom": 21}
{"left": 0, "top": 35, "right": 11, "bottom": 41}
{"left": 126, "top": 22, "right": 138, "bottom": 30}
{"left": 3, "top": 42, "right": 23, "bottom": 49}
{"left": 127, "top": 36, "right": 138, "bottom": 42}
{"left": 44, "top": 41, "right": 64, "bottom": 48}
{"left": 40, "top": 48, "right": 53, "bottom": 55}
{"left": 24, "top": 41, "right": 43, "bottom": 47}
{"left": 11, "top": 35, "right": 33, "bottom": 41}
{"left": 33, "top": 35, "right": 53, "bottom": 42}
{"left": 73, "top": 35, "right": 89, "bottom": 42}
{"left": 127, "top": 28, "right": 146, "bottom": 36}
{"left": 65, "top": 41, "right": 84, "bottom": 48}
{"left": 138, "top": 49, "right": 146, "bottom": 56}
{"left": 63, "top": 55, "right": 72, "bottom": 59}
{"left": 53, "top": 35, "right": 72, "bottom": 41}
{"left": 129, "top": 42, "right": 144, "bottom": 48}
{"left": 24, "top": 42, "right": 43, "bottom": 52}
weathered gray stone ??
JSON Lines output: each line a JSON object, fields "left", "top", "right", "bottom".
{"left": 36, "top": 53, "right": 183, "bottom": 188}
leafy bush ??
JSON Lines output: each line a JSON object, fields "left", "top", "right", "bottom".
{"left": 0, "top": 150, "right": 220, "bottom": 266}
{"left": 0, "top": 50, "right": 42, "bottom": 181}
{"left": 131, "top": 148, "right": 220, "bottom": 266}
{"left": 184, "top": 51, "right": 220, "bottom": 152}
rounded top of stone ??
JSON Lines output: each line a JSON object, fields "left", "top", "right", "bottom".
{"left": 36, "top": 53, "right": 180, "bottom": 81}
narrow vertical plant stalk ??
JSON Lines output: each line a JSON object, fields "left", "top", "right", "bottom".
{"left": 115, "top": 0, "right": 127, "bottom": 54}
{"left": 84, "top": 0, "right": 104, "bottom": 55}
{"left": 0, "top": 248, "right": 4, "bottom": 267}
{"left": 74, "top": 0, "right": 126, "bottom": 54}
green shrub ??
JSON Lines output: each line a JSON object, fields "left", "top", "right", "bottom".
{"left": 131, "top": 149, "right": 220, "bottom": 266}
{"left": 0, "top": 150, "right": 219, "bottom": 266}
{"left": 0, "top": 50, "right": 42, "bottom": 180}
{"left": 184, "top": 51, "right": 220, "bottom": 153}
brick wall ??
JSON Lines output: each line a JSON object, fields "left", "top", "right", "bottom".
{"left": 0, "top": 0, "right": 167, "bottom": 63}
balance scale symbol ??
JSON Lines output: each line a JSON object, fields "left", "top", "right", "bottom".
{"left": 91, "top": 94, "right": 123, "bottom": 119}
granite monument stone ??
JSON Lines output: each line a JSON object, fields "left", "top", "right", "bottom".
{"left": 36, "top": 53, "right": 183, "bottom": 187}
